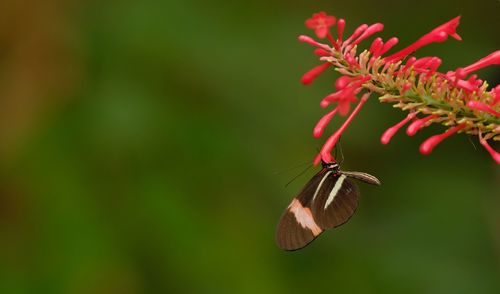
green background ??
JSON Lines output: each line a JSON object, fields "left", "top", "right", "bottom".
{"left": 0, "top": 0, "right": 499, "bottom": 293}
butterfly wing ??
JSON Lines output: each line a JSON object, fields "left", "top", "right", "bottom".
{"left": 310, "top": 174, "right": 359, "bottom": 229}
{"left": 275, "top": 199, "right": 323, "bottom": 251}
{"left": 276, "top": 167, "right": 380, "bottom": 250}
{"left": 275, "top": 169, "right": 331, "bottom": 251}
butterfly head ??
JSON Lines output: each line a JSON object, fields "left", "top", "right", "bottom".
{"left": 321, "top": 161, "right": 339, "bottom": 172}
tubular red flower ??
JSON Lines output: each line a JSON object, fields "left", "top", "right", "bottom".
{"left": 337, "top": 96, "right": 357, "bottom": 115}
{"left": 467, "top": 101, "right": 500, "bottom": 117}
{"left": 380, "top": 112, "right": 417, "bottom": 144}
{"left": 379, "top": 37, "right": 399, "bottom": 56}
{"left": 419, "top": 124, "right": 466, "bottom": 155}
{"left": 335, "top": 76, "right": 353, "bottom": 90}
{"left": 350, "top": 23, "right": 384, "bottom": 47}
{"left": 313, "top": 48, "right": 331, "bottom": 56}
{"left": 313, "top": 108, "right": 339, "bottom": 138}
{"left": 412, "top": 57, "right": 442, "bottom": 77}
{"left": 320, "top": 87, "right": 358, "bottom": 110}
{"left": 321, "top": 75, "right": 370, "bottom": 109}
{"left": 479, "top": 133, "right": 500, "bottom": 164}
{"left": 318, "top": 93, "right": 370, "bottom": 163}
{"left": 413, "top": 57, "right": 439, "bottom": 70}
{"left": 447, "top": 68, "right": 483, "bottom": 90}
{"left": 305, "top": 12, "right": 336, "bottom": 39}
{"left": 298, "top": 35, "right": 331, "bottom": 51}
{"left": 337, "top": 19, "right": 345, "bottom": 43}
{"left": 301, "top": 63, "right": 332, "bottom": 85}
{"left": 313, "top": 152, "right": 334, "bottom": 165}
{"left": 406, "top": 115, "right": 438, "bottom": 136}
{"left": 369, "top": 37, "right": 383, "bottom": 56}
{"left": 461, "top": 75, "right": 484, "bottom": 94}
{"left": 384, "top": 16, "right": 462, "bottom": 63}
{"left": 413, "top": 57, "right": 432, "bottom": 68}
{"left": 461, "top": 50, "right": 500, "bottom": 76}
{"left": 344, "top": 24, "right": 368, "bottom": 47}
{"left": 426, "top": 58, "right": 442, "bottom": 76}
{"left": 401, "top": 57, "right": 417, "bottom": 73}
{"left": 321, "top": 89, "right": 347, "bottom": 107}
{"left": 455, "top": 79, "right": 477, "bottom": 92}
{"left": 345, "top": 53, "right": 359, "bottom": 68}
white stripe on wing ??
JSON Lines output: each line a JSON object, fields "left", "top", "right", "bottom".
{"left": 324, "top": 175, "right": 346, "bottom": 210}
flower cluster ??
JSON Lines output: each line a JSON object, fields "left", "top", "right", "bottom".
{"left": 299, "top": 12, "right": 500, "bottom": 164}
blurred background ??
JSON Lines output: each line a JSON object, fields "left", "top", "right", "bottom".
{"left": 0, "top": 0, "right": 499, "bottom": 293}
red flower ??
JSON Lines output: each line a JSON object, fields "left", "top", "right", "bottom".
{"left": 419, "top": 124, "right": 466, "bottom": 154}
{"left": 305, "top": 12, "right": 336, "bottom": 39}
{"left": 297, "top": 13, "right": 499, "bottom": 164}
{"left": 467, "top": 101, "right": 500, "bottom": 117}
{"left": 384, "top": 16, "right": 462, "bottom": 63}
{"left": 380, "top": 112, "right": 417, "bottom": 145}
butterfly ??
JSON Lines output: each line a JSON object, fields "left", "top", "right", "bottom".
{"left": 276, "top": 160, "right": 381, "bottom": 251}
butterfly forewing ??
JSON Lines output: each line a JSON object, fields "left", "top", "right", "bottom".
{"left": 311, "top": 174, "right": 359, "bottom": 229}
{"left": 339, "top": 171, "right": 381, "bottom": 186}
{"left": 275, "top": 199, "right": 322, "bottom": 251}
{"left": 275, "top": 169, "right": 329, "bottom": 251}
{"left": 295, "top": 169, "right": 331, "bottom": 205}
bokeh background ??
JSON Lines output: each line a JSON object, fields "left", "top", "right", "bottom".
{"left": 0, "top": 0, "right": 499, "bottom": 293}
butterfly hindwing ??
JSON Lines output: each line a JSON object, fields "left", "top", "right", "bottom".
{"left": 275, "top": 169, "right": 329, "bottom": 251}
{"left": 311, "top": 173, "right": 359, "bottom": 229}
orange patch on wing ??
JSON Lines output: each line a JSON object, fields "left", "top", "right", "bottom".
{"left": 288, "top": 199, "right": 322, "bottom": 236}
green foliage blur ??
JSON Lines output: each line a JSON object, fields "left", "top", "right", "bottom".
{"left": 0, "top": 0, "right": 499, "bottom": 293}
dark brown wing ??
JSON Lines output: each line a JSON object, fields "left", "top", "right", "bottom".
{"left": 294, "top": 168, "right": 332, "bottom": 207}
{"left": 275, "top": 200, "right": 322, "bottom": 251}
{"left": 275, "top": 169, "right": 331, "bottom": 251}
{"left": 311, "top": 174, "right": 359, "bottom": 229}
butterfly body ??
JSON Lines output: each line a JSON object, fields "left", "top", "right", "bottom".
{"left": 276, "top": 161, "right": 380, "bottom": 251}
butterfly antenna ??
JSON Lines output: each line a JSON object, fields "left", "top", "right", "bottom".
{"left": 285, "top": 163, "right": 313, "bottom": 188}
{"left": 272, "top": 161, "right": 311, "bottom": 176}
